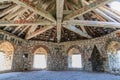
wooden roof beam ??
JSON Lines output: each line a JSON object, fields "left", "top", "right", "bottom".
{"left": 0, "top": 4, "right": 17, "bottom": 17}
{"left": 56, "top": 0, "right": 64, "bottom": 42}
{"left": 26, "top": 26, "right": 37, "bottom": 35}
{"left": 26, "top": 13, "right": 36, "bottom": 20}
{"left": 78, "top": 16, "right": 88, "bottom": 34}
{"left": 82, "top": 0, "right": 117, "bottom": 22}
{"left": 63, "top": 20, "right": 120, "bottom": 28}
{"left": 94, "top": 9, "right": 118, "bottom": 22}
{"left": 63, "top": 25, "right": 91, "bottom": 38}
{"left": 26, "top": 26, "right": 54, "bottom": 39}
{"left": 0, "top": 4, "right": 11, "bottom": 9}
{"left": 103, "top": 6, "right": 120, "bottom": 16}
{"left": 0, "top": 0, "right": 10, "bottom": 2}
{"left": 13, "top": 8, "right": 28, "bottom": 21}
{"left": 99, "top": 7, "right": 120, "bottom": 22}
{"left": 12, "top": 26, "right": 22, "bottom": 33}
{"left": 64, "top": 0, "right": 113, "bottom": 20}
{"left": 11, "top": 0, "right": 56, "bottom": 22}
{"left": 3, "top": 26, "right": 10, "bottom": 30}
{"left": 0, "top": 20, "right": 55, "bottom": 26}
{"left": 18, "top": 26, "right": 29, "bottom": 36}
{"left": 2, "top": 7, "right": 25, "bottom": 20}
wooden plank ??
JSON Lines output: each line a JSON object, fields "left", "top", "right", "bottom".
{"left": 12, "top": 26, "right": 22, "bottom": 33}
{"left": 0, "top": 4, "right": 11, "bottom": 9}
{"left": 0, "top": 0, "right": 9, "bottom": 1}
{"left": 18, "top": 26, "right": 29, "bottom": 36}
{"left": 94, "top": 9, "right": 117, "bottom": 22}
{"left": 78, "top": 16, "right": 88, "bottom": 34}
{"left": 5, "top": 7, "right": 25, "bottom": 20}
{"left": 26, "top": 25, "right": 37, "bottom": 35}
{"left": 99, "top": 7, "right": 120, "bottom": 22}
{"left": 0, "top": 20, "right": 55, "bottom": 26}
{"left": 63, "top": 20, "right": 120, "bottom": 28}
{"left": 26, "top": 13, "right": 36, "bottom": 20}
{"left": 63, "top": 25, "right": 91, "bottom": 38}
{"left": 103, "top": 6, "right": 120, "bottom": 16}
{"left": 82, "top": 0, "right": 117, "bottom": 22}
{"left": 11, "top": 0, "right": 56, "bottom": 22}
{"left": 0, "top": 4, "right": 17, "bottom": 17}
{"left": 56, "top": 0, "right": 64, "bottom": 42}
{"left": 26, "top": 26, "right": 54, "bottom": 39}
{"left": 64, "top": 0, "right": 113, "bottom": 20}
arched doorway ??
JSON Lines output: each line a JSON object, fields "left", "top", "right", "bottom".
{"left": 107, "top": 41, "right": 120, "bottom": 73}
{"left": 0, "top": 41, "right": 14, "bottom": 71}
{"left": 33, "top": 46, "right": 48, "bottom": 70}
{"left": 90, "top": 45, "right": 104, "bottom": 72}
{"left": 68, "top": 46, "right": 83, "bottom": 69}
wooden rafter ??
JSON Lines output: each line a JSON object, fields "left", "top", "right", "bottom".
{"left": 18, "top": 26, "right": 29, "bottom": 36}
{"left": 82, "top": 0, "right": 117, "bottom": 22}
{"left": 26, "top": 26, "right": 54, "bottom": 39}
{"left": 94, "top": 9, "right": 117, "bottom": 22}
{"left": 64, "top": 0, "right": 113, "bottom": 20}
{"left": 12, "top": 26, "right": 22, "bottom": 33}
{"left": 99, "top": 7, "right": 120, "bottom": 22}
{"left": 63, "top": 20, "right": 120, "bottom": 28}
{"left": 0, "top": 4, "right": 17, "bottom": 17}
{"left": 78, "top": 16, "right": 88, "bottom": 34}
{"left": 103, "top": 6, "right": 120, "bottom": 16}
{"left": 26, "top": 13, "right": 36, "bottom": 20}
{"left": 56, "top": 0, "right": 64, "bottom": 42}
{"left": 11, "top": 0, "right": 56, "bottom": 22}
{"left": 13, "top": 8, "right": 28, "bottom": 21}
{"left": 3, "top": 26, "right": 10, "bottom": 30}
{"left": 63, "top": 25, "right": 91, "bottom": 38}
{"left": 0, "top": 29, "right": 26, "bottom": 42}
{"left": 0, "top": 20, "right": 55, "bottom": 26}
{"left": 26, "top": 25, "right": 37, "bottom": 36}
{"left": 0, "top": 0, "right": 9, "bottom": 2}
{"left": 4, "top": 7, "right": 25, "bottom": 20}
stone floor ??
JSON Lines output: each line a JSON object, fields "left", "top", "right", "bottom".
{"left": 0, "top": 71, "right": 120, "bottom": 80}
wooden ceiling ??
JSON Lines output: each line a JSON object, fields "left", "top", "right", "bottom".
{"left": 0, "top": 0, "right": 119, "bottom": 42}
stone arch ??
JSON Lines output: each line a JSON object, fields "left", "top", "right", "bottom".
{"left": 0, "top": 40, "right": 15, "bottom": 51}
{"left": 67, "top": 45, "right": 84, "bottom": 55}
{"left": 0, "top": 41, "right": 14, "bottom": 71}
{"left": 67, "top": 45, "right": 84, "bottom": 69}
{"left": 106, "top": 41, "right": 120, "bottom": 73}
{"left": 106, "top": 41, "right": 120, "bottom": 53}
{"left": 105, "top": 38, "right": 120, "bottom": 51}
{"left": 33, "top": 45, "right": 50, "bottom": 54}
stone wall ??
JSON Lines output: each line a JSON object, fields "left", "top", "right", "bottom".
{"left": 1, "top": 30, "right": 120, "bottom": 74}
{"left": 47, "top": 45, "right": 68, "bottom": 71}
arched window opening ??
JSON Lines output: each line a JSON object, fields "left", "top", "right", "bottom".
{"left": 107, "top": 41, "right": 120, "bottom": 73}
{"left": 68, "top": 47, "right": 82, "bottom": 69}
{"left": 33, "top": 47, "right": 48, "bottom": 69}
{"left": 0, "top": 41, "right": 14, "bottom": 71}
